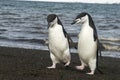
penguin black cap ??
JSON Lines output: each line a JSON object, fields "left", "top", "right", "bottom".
{"left": 47, "top": 14, "right": 57, "bottom": 23}
{"left": 71, "top": 12, "right": 89, "bottom": 25}
{"left": 47, "top": 14, "right": 63, "bottom": 27}
{"left": 76, "top": 12, "right": 88, "bottom": 19}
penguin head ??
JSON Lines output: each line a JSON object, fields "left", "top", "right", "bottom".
{"left": 71, "top": 12, "right": 89, "bottom": 25}
{"left": 47, "top": 14, "right": 62, "bottom": 28}
{"left": 47, "top": 14, "right": 58, "bottom": 28}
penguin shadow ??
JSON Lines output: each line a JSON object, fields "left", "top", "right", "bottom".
{"left": 63, "top": 63, "right": 104, "bottom": 75}
{"left": 65, "top": 66, "right": 86, "bottom": 73}
{"left": 56, "top": 63, "right": 86, "bottom": 74}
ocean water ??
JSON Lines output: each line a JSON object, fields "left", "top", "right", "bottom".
{"left": 0, "top": 1, "right": 120, "bottom": 58}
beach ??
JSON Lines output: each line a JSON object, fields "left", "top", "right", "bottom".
{"left": 0, "top": 46, "right": 120, "bottom": 80}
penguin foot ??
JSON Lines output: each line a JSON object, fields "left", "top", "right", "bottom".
{"left": 86, "top": 70, "right": 94, "bottom": 75}
{"left": 64, "top": 61, "right": 70, "bottom": 67}
{"left": 47, "top": 64, "right": 56, "bottom": 69}
{"left": 75, "top": 65, "right": 84, "bottom": 70}
{"left": 47, "top": 66, "right": 56, "bottom": 69}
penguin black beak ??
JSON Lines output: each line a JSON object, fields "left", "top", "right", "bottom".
{"left": 71, "top": 20, "right": 76, "bottom": 25}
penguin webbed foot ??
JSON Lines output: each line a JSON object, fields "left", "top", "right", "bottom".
{"left": 47, "top": 66, "right": 56, "bottom": 69}
{"left": 86, "top": 70, "right": 94, "bottom": 75}
{"left": 47, "top": 63, "right": 56, "bottom": 69}
{"left": 75, "top": 65, "right": 85, "bottom": 70}
{"left": 64, "top": 61, "right": 70, "bottom": 67}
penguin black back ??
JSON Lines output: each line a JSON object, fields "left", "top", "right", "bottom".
{"left": 87, "top": 13, "right": 98, "bottom": 41}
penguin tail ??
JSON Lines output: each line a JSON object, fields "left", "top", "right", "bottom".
{"left": 96, "top": 57, "right": 103, "bottom": 74}
{"left": 96, "top": 40, "right": 104, "bottom": 74}
{"left": 97, "top": 40, "right": 102, "bottom": 58}
{"left": 96, "top": 67, "right": 103, "bottom": 74}
{"left": 74, "top": 43, "right": 78, "bottom": 49}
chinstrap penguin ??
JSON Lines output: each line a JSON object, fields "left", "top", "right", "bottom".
{"left": 47, "top": 14, "right": 72, "bottom": 69}
{"left": 71, "top": 12, "right": 102, "bottom": 75}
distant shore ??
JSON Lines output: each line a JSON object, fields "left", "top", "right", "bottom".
{"left": 0, "top": 46, "right": 120, "bottom": 80}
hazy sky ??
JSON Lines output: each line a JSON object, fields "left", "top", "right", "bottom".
{"left": 24, "top": 0, "right": 120, "bottom": 4}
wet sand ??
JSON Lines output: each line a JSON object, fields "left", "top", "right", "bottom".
{"left": 0, "top": 46, "right": 120, "bottom": 80}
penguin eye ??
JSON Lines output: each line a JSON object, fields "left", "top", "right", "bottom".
{"left": 81, "top": 17, "right": 84, "bottom": 20}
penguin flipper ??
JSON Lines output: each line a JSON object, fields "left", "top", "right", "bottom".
{"left": 62, "top": 27, "right": 73, "bottom": 44}
{"left": 93, "top": 30, "right": 98, "bottom": 41}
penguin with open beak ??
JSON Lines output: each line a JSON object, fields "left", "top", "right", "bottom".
{"left": 71, "top": 12, "right": 102, "bottom": 75}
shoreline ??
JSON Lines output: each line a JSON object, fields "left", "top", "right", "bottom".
{"left": 0, "top": 46, "right": 120, "bottom": 80}
{"left": 0, "top": 43, "right": 120, "bottom": 58}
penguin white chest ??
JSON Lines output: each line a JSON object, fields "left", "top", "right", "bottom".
{"left": 78, "top": 25, "right": 97, "bottom": 59}
{"left": 48, "top": 24, "right": 68, "bottom": 52}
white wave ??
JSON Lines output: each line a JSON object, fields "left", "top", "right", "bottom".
{"left": 100, "top": 37, "right": 120, "bottom": 42}
{"left": 102, "top": 51, "right": 120, "bottom": 58}
{"left": 22, "top": 0, "right": 120, "bottom": 4}
{"left": 102, "top": 43, "right": 120, "bottom": 51}
{"left": 100, "top": 37, "right": 120, "bottom": 51}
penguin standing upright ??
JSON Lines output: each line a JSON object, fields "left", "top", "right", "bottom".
{"left": 71, "top": 12, "right": 101, "bottom": 75}
{"left": 47, "top": 14, "right": 72, "bottom": 69}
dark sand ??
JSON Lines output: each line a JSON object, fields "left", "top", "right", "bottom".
{"left": 0, "top": 46, "right": 120, "bottom": 80}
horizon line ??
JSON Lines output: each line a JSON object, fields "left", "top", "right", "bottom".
{"left": 20, "top": 0, "right": 120, "bottom": 4}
